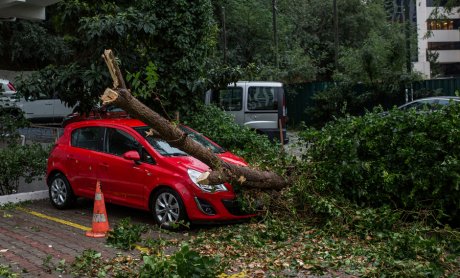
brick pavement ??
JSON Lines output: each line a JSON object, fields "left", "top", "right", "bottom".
{"left": 0, "top": 198, "right": 162, "bottom": 277}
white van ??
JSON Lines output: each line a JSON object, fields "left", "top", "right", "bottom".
{"left": 205, "top": 81, "right": 288, "bottom": 143}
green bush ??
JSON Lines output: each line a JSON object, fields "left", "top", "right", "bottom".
{"left": 140, "top": 244, "right": 221, "bottom": 278}
{"left": 183, "top": 105, "right": 287, "bottom": 171}
{"left": 0, "top": 143, "right": 48, "bottom": 195}
{"left": 106, "top": 218, "right": 148, "bottom": 250}
{"left": 298, "top": 104, "right": 460, "bottom": 224}
{"left": 0, "top": 108, "right": 48, "bottom": 195}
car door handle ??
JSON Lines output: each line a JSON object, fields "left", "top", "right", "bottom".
{"left": 66, "top": 155, "right": 78, "bottom": 164}
{"left": 99, "top": 163, "right": 109, "bottom": 169}
{"left": 45, "top": 103, "right": 53, "bottom": 106}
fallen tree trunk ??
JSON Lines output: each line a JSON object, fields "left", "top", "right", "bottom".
{"left": 100, "top": 49, "right": 288, "bottom": 190}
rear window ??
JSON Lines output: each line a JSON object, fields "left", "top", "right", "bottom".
{"left": 247, "top": 87, "right": 278, "bottom": 111}
{"left": 71, "top": 127, "right": 104, "bottom": 151}
{"left": 211, "top": 87, "right": 243, "bottom": 111}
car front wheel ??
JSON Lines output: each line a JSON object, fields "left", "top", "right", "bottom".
{"left": 49, "top": 173, "right": 75, "bottom": 209}
{"left": 152, "top": 188, "right": 187, "bottom": 229}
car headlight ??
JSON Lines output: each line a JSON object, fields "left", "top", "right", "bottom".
{"left": 187, "top": 169, "right": 228, "bottom": 192}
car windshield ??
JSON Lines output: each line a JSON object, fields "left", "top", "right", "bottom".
{"left": 134, "top": 126, "right": 225, "bottom": 156}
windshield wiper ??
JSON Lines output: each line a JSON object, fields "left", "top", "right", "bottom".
{"left": 168, "top": 153, "right": 188, "bottom": 157}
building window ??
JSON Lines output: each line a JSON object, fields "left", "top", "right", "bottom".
{"left": 427, "top": 19, "right": 459, "bottom": 30}
{"left": 428, "top": 41, "right": 460, "bottom": 50}
{"left": 426, "top": 0, "right": 449, "bottom": 7}
{"left": 439, "top": 62, "right": 460, "bottom": 77}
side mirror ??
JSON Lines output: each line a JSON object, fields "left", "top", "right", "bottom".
{"left": 122, "top": 150, "right": 141, "bottom": 163}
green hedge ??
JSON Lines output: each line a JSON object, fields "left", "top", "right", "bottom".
{"left": 299, "top": 105, "right": 460, "bottom": 223}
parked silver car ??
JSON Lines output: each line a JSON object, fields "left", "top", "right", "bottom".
{"left": 0, "top": 78, "right": 74, "bottom": 123}
{"left": 398, "top": 96, "right": 460, "bottom": 111}
{"left": 15, "top": 92, "right": 75, "bottom": 122}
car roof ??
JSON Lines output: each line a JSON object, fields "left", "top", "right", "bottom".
{"left": 411, "top": 96, "right": 460, "bottom": 101}
{"left": 67, "top": 118, "right": 147, "bottom": 129}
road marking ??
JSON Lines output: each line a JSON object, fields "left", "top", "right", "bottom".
{"left": 19, "top": 207, "right": 91, "bottom": 231}
{"left": 18, "top": 207, "right": 150, "bottom": 253}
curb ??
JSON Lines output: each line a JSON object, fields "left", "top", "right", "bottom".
{"left": 0, "top": 190, "right": 48, "bottom": 205}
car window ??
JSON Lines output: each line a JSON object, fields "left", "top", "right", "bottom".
{"left": 437, "top": 99, "right": 460, "bottom": 106}
{"left": 212, "top": 87, "right": 243, "bottom": 111}
{"left": 135, "top": 126, "right": 187, "bottom": 156}
{"left": 180, "top": 126, "right": 224, "bottom": 153}
{"left": 106, "top": 128, "right": 140, "bottom": 156}
{"left": 71, "top": 127, "right": 104, "bottom": 151}
{"left": 400, "top": 100, "right": 433, "bottom": 110}
{"left": 134, "top": 126, "right": 225, "bottom": 156}
{"left": 247, "top": 87, "right": 278, "bottom": 110}
{"left": 140, "top": 147, "right": 155, "bottom": 164}
{"left": 27, "top": 92, "right": 52, "bottom": 101}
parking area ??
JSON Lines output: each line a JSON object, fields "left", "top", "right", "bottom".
{"left": 0, "top": 198, "right": 176, "bottom": 277}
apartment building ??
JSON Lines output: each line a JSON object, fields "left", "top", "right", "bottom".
{"left": 413, "top": 0, "right": 460, "bottom": 78}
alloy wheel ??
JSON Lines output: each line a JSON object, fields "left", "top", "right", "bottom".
{"left": 50, "top": 178, "right": 68, "bottom": 206}
{"left": 155, "top": 192, "right": 180, "bottom": 224}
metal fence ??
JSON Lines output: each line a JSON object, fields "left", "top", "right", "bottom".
{"left": 286, "top": 78, "right": 460, "bottom": 126}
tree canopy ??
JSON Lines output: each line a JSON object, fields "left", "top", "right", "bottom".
{"left": 0, "top": 0, "right": 414, "bottom": 113}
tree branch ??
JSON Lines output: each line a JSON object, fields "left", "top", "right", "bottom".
{"left": 100, "top": 49, "right": 287, "bottom": 190}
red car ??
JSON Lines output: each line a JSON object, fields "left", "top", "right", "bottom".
{"left": 47, "top": 118, "right": 252, "bottom": 228}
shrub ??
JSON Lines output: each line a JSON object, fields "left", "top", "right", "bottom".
{"left": 140, "top": 244, "right": 221, "bottom": 278}
{"left": 0, "top": 108, "right": 48, "bottom": 195}
{"left": 298, "top": 104, "right": 460, "bottom": 224}
{"left": 106, "top": 218, "right": 148, "bottom": 250}
{"left": 0, "top": 143, "right": 48, "bottom": 195}
{"left": 183, "top": 104, "right": 287, "bottom": 171}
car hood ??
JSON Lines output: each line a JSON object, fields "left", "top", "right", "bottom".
{"left": 160, "top": 152, "right": 248, "bottom": 173}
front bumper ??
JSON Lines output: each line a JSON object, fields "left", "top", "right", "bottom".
{"left": 185, "top": 191, "right": 254, "bottom": 222}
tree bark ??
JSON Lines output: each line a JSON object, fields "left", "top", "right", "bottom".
{"left": 100, "top": 50, "right": 287, "bottom": 190}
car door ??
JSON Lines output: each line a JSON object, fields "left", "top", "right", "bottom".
{"left": 244, "top": 86, "right": 279, "bottom": 129}
{"left": 52, "top": 93, "right": 75, "bottom": 119}
{"left": 18, "top": 92, "right": 55, "bottom": 120}
{"left": 97, "top": 127, "right": 155, "bottom": 209}
{"left": 67, "top": 126, "right": 105, "bottom": 197}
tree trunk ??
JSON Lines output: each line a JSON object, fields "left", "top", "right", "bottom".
{"left": 100, "top": 50, "right": 288, "bottom": 190}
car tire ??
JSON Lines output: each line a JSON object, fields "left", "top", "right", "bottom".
{"left": 48, "top": 173, "right": 75, "bottom": 209}
{"left": 151, "top": 188, "right": 188, "bottom": 229}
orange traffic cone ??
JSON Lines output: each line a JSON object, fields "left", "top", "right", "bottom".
{"left": 86, "top": 180, "right": 110, "bottom": 238}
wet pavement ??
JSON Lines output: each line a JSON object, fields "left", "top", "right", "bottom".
{"left": 0, "top": 198, "right": 170, "bottom": 277}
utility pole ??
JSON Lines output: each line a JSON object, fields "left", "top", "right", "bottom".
{"left": 333, "top": 0, "right": 339, "bottom": 70}
{"left": 222, "top": 6, "right": 228, "bottom": 65}
{"left": 272, "top": 0, "right": 279, "bottom": 69}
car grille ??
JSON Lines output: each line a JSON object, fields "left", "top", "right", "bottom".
{"left": 221, "top": 199, "right": 246, "bottom": 216}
